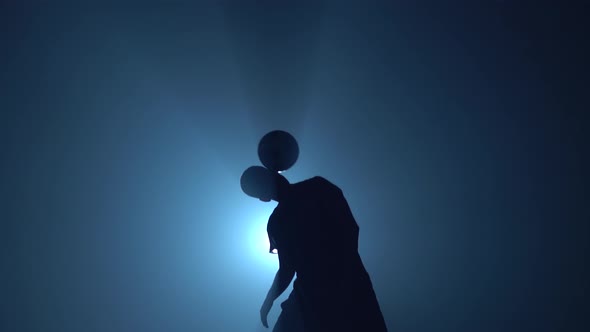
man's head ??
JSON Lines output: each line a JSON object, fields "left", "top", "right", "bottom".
{"left": 240, "top": 166, "right": 289, "bottom": 202}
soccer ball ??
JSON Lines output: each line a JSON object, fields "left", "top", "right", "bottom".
{"left": 257, "top": 130, "right": 299, "bottom": 173}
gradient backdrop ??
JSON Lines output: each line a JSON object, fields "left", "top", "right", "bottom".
{"left": 2, "top": 1, "right": 588, "bottom": 332}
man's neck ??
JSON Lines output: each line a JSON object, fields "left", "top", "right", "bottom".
{"left": 275, "top": 183, "right": 291, "bottom": 203}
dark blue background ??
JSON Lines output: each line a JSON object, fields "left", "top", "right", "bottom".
{"left": 2, "top": 1, "right": 588, "bottom": 331}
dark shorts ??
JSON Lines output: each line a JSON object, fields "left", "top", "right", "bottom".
{"left": 273, "top": 274, "right": 388, "bottom": 332}
{"left": 273, "top": 292, "right": 305, "bottom": 332}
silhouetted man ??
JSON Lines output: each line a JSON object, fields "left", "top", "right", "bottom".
{"left": 241, "top": 166, "right": 388, "bottom": 332}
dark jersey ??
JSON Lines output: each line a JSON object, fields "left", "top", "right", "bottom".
{"left": 267, "top": 177, "right": 388, "bottom": 332}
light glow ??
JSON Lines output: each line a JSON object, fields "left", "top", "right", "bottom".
{"left": 246, "top": 213, "right": 279, "bottom": 271}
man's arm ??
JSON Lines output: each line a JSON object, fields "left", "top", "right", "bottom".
{"left": 263, "top": 251, "right": 295, "bottom": 304}
{"left": 260, "top": 251, "right": 295, "bottom": 327}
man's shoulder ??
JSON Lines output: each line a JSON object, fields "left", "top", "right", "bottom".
{"left": 287, "top": 177, "right": 343, "bottom": 204}
{"left": 298, "top": 176, "right": 338, "bottom": 189}
{"left": 312, "top": 177, "right": 344, "bottom": 196}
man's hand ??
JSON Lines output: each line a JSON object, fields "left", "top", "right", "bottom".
{"left": 260, "top": 298, "right": 273, "bottom": 328}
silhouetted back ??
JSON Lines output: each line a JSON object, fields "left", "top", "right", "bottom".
{"left": 268, "top": 176, "right": 388, "bottom": 332}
